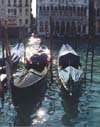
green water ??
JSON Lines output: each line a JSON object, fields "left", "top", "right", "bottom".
{"left": 0, "top": 37, "right": 100, "bottom": 127}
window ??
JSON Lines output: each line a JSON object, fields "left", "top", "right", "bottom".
{"left": 19, "top": 8, "right": 22, "bottom": 16}
{"left": 14, "top": 9, "right": 17, "bottom": 15}
{"left": 8, "top": 9, "right": 10, "bottom": 14}
{"left": 83, "top": 25, "right": 86, "bottom": 33}
{"left": 62, "top": 0, "right": 64, "bottom": 4}
{"left": 45, "top": 21, "right": 48, "bottom": 32}
{"left": 77, "top": 7, "right": 81, "bottom": 16}
{"left": 55, "top": 6, "right": 57, "bottom": 10}
{"left": 51, "top": 6, "right": 53, "bottom": 11}
{"left": 1, "top": 0, "right": 4, "bottom": 4}
{"left": 40, "top": 21, "right": 44, "bottom": 32}
{"left": 25, "top": 0, "right": 28, "bottom": 6}
{"left": 97, "top": 20, "right": 100, "bottom": 33}
{"left": 14, "top": 0, "right": 16, "bottom": 6}
{"left": 8, "top": 0, "right": 11, "bottom": 6}
{"left": 97, "top": 8, "right": 100, "bottom": 16}
{"left": 19, "top": 19, "right": 22, "bottom": 25}
{"left": 25, "top": 19, "right": 28, "bottom": 25}
{"left": 25, "top": 8, "right": 28, "bottom": 15}
{"left": 43, "top": 6, "right": 46, "bottom": 11}
{"left": 77, "top": 22, "right": 81, "bottom": 33}
{"left": 47, "top": 6, "right": 49, "bottom": 11}
{"left": 19, "top": 0, "right": 22, "bottom": 7}
{"left": 84, "top": 7, "right": 87, "bottom": 16}
{"left": 39, "top": 6, "right": 42, "bottom": 11}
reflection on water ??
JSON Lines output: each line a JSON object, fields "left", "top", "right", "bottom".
{"left": 60, "top": 86, "right": 81, "bottom": 127}
{"left": 0, "top": 37, "right": 100, "bottom": 127}
{"left": 14, "top": 97, "right": 43, "bottom": 126}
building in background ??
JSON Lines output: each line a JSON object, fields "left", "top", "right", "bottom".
{"left": 0, "top": 0, "right": 6, "bottom": 37}
{"left": 36, "top": 0, "right": 89, "bottom": 37}
{"left": 0, "top": 0, "right": 6, "bottom": 24}
{"left": 4, "top": 0, "right": 32, "bottom": 37}
{"left": 95, "top": 0, "right": 100, "bottom": 36}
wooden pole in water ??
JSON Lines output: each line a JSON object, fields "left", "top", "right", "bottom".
{"left": 2, "top": 19, "right": 13, "bottom": 90}
{"left": 0, "top": 79, "right": 4, "bottom": 107}
{"left": 89, "top": 0, "right": 95, "bottom": 83}
{"left": 84, "top": 0, "right": 95, "bottom": 82}
{"left": 50, "top": 16, "right": 53, "bottom": 83}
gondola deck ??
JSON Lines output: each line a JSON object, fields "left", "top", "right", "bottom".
{"left": 14, "top": 66, "right": 49, "bottom": 88}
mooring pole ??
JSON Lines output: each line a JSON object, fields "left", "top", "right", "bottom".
{"left": 84, "top": 0, "right": 95, "bottom": 82}
{"left": 50, "top": 16, "right": 53, "bottom": 83}
{"left": 89, "top": 0, "right": 95, "bottom": 83}
{"left": 91, "top": 40, "right": 94, "bottom": 82}
{"left": 0, "top": 79, "right": 4, "bottom": 107}
{"left": 84, "top": 41, "right": 89, "bottom": 81}
{"left": 2, "top": 19, "right": 13, "bottom": 91}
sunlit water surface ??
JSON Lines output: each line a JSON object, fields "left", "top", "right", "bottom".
{"left": 0, "top": 37, "right": 100, "bottom": 127}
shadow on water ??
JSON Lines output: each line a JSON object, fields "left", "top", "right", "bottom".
{"left": 13, "top": 93, "right": 45, "bottom": 126}
{"left": 60, "top": 86, "right": 82, "bottom": 127}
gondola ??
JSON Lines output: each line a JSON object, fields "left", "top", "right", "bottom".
{"left": 11, "top": 45, "right": 51, "bottom": 107}
{"left": 57, "top": 44, "right": 83, "bottom": 96}
{"left": 0, "top": 42, "right": 24, "bottom": 74}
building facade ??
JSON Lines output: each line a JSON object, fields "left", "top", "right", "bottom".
{"left": 36, "top": 0, "right": 89, "bottom": 37}
{"left": 95, "top": 0, "right": 100, "bottom": 35}
{"left": 0, "top": 0, "right": 32, "bottom": 37}
{"left": 0, "top": 0, "right": 6, "bottom": 26}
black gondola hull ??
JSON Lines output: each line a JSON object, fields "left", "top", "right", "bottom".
{"left": 11, "top": 70, "right": 48, "bottom": 107}
{"left": 59, "top": 78, "right": 83, "bottom": 97}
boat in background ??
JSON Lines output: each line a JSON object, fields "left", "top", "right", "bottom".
{"left": 0, "top": 43, "right": 24, "bottom": 74}
{"left": 57, "top": 44, "right": 83, "bottom": 96}
{"left": 11, "top": 45, "right": 51, "bottom": 107}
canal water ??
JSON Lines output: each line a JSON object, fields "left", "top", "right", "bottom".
{"left": 0, "top": 37, "right": 100, "bottom": 127}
